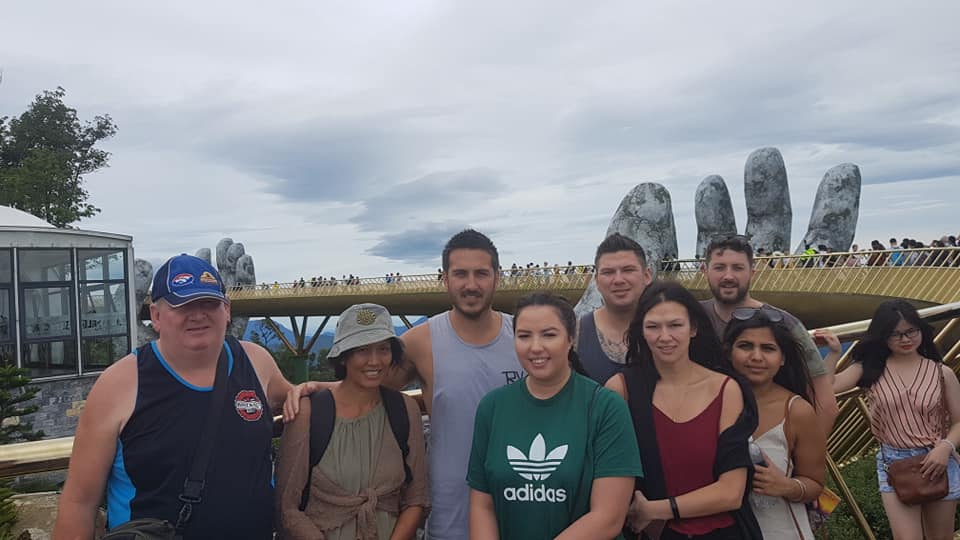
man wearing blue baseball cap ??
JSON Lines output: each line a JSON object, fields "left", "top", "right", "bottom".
{"left": 55, "top": 254, "right": 293, "bottom": 540}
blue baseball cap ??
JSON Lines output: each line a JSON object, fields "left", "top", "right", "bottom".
{"left": 151, "top": 254, "right": 228, "bottom": 307}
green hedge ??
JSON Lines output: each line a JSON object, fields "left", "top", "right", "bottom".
{"left": 822, "top": 455, "right": 959, "bottom": 539}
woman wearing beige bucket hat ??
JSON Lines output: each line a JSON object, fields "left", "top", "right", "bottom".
{"left": 276, "top": 303, "right": 429, "bottom": 540}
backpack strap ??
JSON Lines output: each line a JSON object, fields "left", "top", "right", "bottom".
{"left": 380, "top": 387, "right": 412, "bottom": 486}
{"left": 298, "top": 389, "right": 336, "bottom": 511}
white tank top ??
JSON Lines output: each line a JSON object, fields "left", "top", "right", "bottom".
{"left": 750, "top": 395, "right": 815, "bottom": 540}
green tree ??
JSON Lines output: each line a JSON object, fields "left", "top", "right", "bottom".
{"left": 0, "top": 365, "right": 44, "bottom": 444}
{"left": 310, "top": 348, "right": 336, "bottom": 382}
{"left": 0, "top": 87, "right": 117, "bottom": 227}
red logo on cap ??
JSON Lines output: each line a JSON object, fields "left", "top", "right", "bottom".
{"left": 172, "top": 273, "right": 194, "bottom": 287}
{"left": 234, "top": 390, "right": 263, "bottom": 421}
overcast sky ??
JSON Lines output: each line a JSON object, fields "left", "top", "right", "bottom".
{"left": 2, "top": 0, "right": 959, "bottom": 282}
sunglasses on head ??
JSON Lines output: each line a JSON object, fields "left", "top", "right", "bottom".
{"left": 731, "top": 307, "right": 784, "bottom": 323}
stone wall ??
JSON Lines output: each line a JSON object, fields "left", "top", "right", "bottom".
{"left": 20, "top": 376, "right": 97, "bottom": 439}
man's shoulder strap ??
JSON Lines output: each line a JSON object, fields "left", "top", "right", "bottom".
{"left": 380, "top": 387, "right": 412, "bottom": 485}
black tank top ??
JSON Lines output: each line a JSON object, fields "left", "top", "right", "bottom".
{"left": 107, "top": 339, "right": 274, "bottom": 539}
{"left": 576, "top": 312, "right": 625, "bottom": 385}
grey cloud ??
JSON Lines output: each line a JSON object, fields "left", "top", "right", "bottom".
{"left": 367, "top": 222, "right": 475, "bottom": 264}
{"left": 351, "top": 168, "right": 507, "bottom": 231}
{"left": 861, "top": 164, "right": 960, "bottom": 185}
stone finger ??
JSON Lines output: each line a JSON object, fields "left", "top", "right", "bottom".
{"left": 194, "top": 248, "right": 212, "bottom": 264}
{"left": 744, "top": 147, "right": 792, "bottom": 253}
{"left": 133, "top": 258, "right": 157, "bottom": 347}
{"left": 695, "top": 175, "right": 737, "bottom": 258}
{"left": 795, "top": 164, "right": 861, "bottom": 254}
{"left": 215, "top": 238, "right": 236, "bottom": 286}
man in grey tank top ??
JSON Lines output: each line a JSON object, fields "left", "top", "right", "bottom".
{"left": 576, "top": 233, "right": 651, "bottom": 384}
{"left": 283, "top": 230, "right": 522, "bottom": 539}
{"left": 383, "top": 229, "right": 522, "bottom": 539}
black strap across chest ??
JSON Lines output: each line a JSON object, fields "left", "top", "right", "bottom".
{"left": 298, "top": 386, "right": 412, "bottom": 511}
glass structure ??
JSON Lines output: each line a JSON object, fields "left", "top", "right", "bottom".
{"left": 1, "top": 207, "right": 135, "bottom": 379}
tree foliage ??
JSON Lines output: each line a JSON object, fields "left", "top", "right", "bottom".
{"left": 0, "top": 87, "right": 117, "bottom": 227}
{"left": 0, "top": 365, "right": 43, "bottom": 444}
{"left": 249, "top": 328, "right": 336, "bottom": 384}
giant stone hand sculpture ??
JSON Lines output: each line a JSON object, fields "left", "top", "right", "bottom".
{"left": 575, "top": 147, "right": 861, "bottom": 317}
{"left": 133, "top": 238, "right": 256, "bottom": 346}
{"left": 133, "top": 259, "right": 158, "bottom": 347}
{"left": 575, "top": 184, "right": 679, "bottom": 316}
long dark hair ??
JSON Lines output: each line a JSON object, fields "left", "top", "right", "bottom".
{"left": 723, "top": 315, "right": 815, "bottom": 404}
{"left": 625, "top": 281, "right": 731, "bottom": 381}
{"left": 853, "top": 299, "right": 942, "bottom": 388}
{"left": 513, "top": 292, "right": 588, "bottom": 376}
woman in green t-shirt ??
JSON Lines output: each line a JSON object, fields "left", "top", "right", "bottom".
{"left": 467, "top": 293, "right": 642, "bottom": 540}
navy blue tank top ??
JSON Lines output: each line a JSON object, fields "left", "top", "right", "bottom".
{"left": 576, "top": 312, "right": 625, "bottom": 385}
{"left": 106, "top": 339, "right": 274, "bottom": 539}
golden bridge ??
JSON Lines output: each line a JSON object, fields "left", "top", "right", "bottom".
{"left": 7, "top": 247, "right": 960, "bottom": 539}
{"left": 224, "top": 248, "right": 960, "bottom": 320}
{"left": 203, "top": 247, "right": 960, "bottom": 354}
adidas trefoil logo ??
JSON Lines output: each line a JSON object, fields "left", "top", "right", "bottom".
{"left": 507, "top": 433, "right": 568, "bottom": 481}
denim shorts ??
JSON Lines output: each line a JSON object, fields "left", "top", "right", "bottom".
{"left": 876, "top": 444, "right": 960, "bottom": 500}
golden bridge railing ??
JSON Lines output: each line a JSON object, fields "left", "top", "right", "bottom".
{"left": 226, "top": 268, "right": 596, "bottom": 300}
{"left": 669, "top": 247, "right": 960, "bottom": 304}
{"left": 218, "top": 247, "right": 960, "bottom": 306}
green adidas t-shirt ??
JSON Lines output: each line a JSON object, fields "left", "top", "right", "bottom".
{"left": 467, "top": 373, "right": 642, "bottom": 540}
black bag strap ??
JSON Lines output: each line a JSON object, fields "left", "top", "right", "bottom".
{"left": 380, "top": 387, "right": 412, "bottom": 485}
{"left": 298, "top": 387, "right": 412, "bottom": 511}
{"left": 299, "top": 389, "right": 336, "bottom": 511}
{"left": 173, "top": 338, "right": 233, "bottom": 535}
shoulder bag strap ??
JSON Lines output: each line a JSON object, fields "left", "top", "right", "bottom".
{"left": 174, "top": 341, "right": 231, "bottom": 534}
{"left": 784, "top": 499, "right": 807, "bottom": 540}
{"left": 781, "top": 394, "right": 809, "bottom": 539}
{"left": 782, "top": 395, "right": 801, "bottom": 461}
{"left": 940, "top": 362, "right": 950, "bottom": 438}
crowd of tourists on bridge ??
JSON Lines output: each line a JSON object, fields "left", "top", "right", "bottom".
{"left": 53, "top": 229, "right": 960, "bottom": 540}
{"left": 258, "top": 232, "right": 960, "bottom": 294}
{"left": 659, "top": 232, "right": 960, "bottom": 273}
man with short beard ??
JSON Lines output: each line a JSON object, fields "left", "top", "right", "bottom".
{"left": 700, "top": 234, "right": 839, "bottom": 436}
{"left": 576, "top": 233, "right": 652, "bottom": 384}
{"left": 285, "top": 229, "right": 522, "bottom": 540}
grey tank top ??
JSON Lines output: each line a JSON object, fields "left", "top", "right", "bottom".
{"left": 426, "top": 310, "right": 522, "bottom": 540}
{"left": 577, "top": 312, "right": 625, "bottom": 385}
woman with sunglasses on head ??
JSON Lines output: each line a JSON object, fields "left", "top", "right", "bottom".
{"left": 606, "top": 281, "right": 762, "bottom": 539}
{"left": 831, "top": 299, "right": 960, "bottom": 540}
{"left": 724, "top": 309, "right": 826, "bottom": 538}
{"left": 468, "top": 293, "right": 642, "bottom": 540}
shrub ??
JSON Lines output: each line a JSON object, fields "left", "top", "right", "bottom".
{"left": 823, "top": 454, "right": 959, "bottom": 539}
